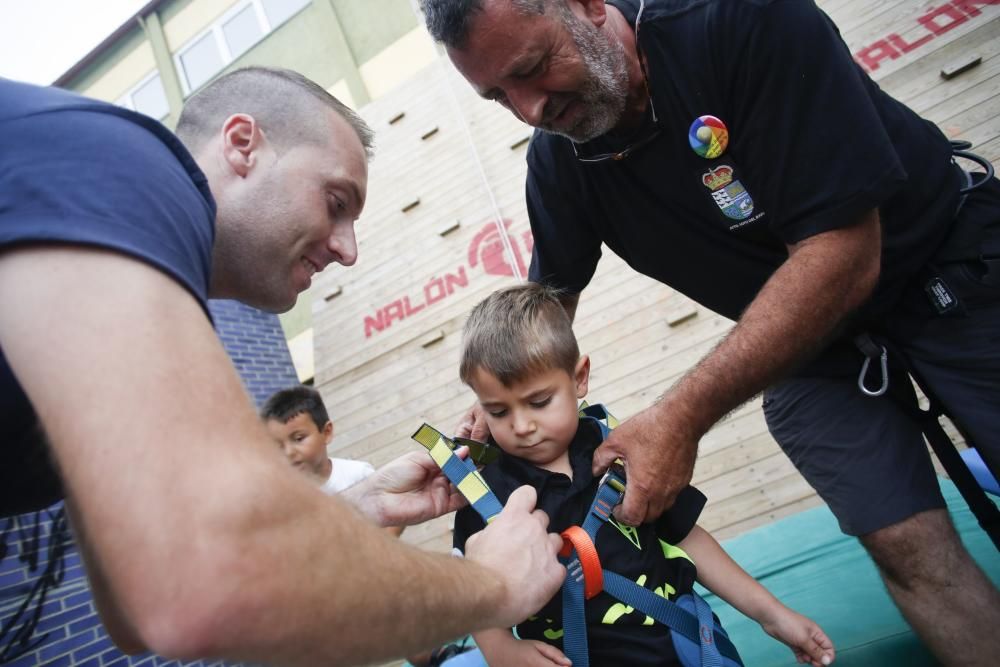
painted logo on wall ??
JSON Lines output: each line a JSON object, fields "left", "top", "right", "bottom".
{"left": 363, "top": 220, "right": 534, "bottom": 338}
{"left": 468, "top": 220, "right": 532, "bottom": 278}
{"left": 852, "top": 1, "right": 998, "bottom": 73}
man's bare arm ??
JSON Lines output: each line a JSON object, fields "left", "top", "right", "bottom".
{"left": 63, "top": 501, "right": 145, "bottom": 653}
{"left": 593, "top": 209, "right": 882, "bottom": 524}
{"left": 0, "top": 246, "right": 563, "bottom": 665}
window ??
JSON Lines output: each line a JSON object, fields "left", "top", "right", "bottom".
{"left": 117, "top": 72, "right": 170, "bottom": 120}
{"left": 131, "top": 74, "right": 171, "bottom": 119}
{"left": 222, "top": 4, "right": 264, "bottom": 59}
{"left": 260, "top": 0, "right": 310, "bottom": 29}
{"left": 174, "top": 0, "right": 311, "bottom": 95}
{"left": 179, "top": 31, "right": 225, "bottom": 93}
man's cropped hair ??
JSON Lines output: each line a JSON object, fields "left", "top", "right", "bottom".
{"left": 176, "top": 66, "right": 373, "bottom": 157}
{"left": 420, "top": 0, "right": 545, "bottom": 49}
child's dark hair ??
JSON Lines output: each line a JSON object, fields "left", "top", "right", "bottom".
{"left": 460, "top": 283, "right": 578, "bottom": 387}
{"left": 260, "top": 385, "right": 330, "bottom": 429}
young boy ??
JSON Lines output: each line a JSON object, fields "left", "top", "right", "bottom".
{"left": 454, "top": 284, "right": 835, "bottom": 667}
{"left": 261, "top": 385, "right": 375, "bottom": 494}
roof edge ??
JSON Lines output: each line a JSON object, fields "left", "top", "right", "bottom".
{"left": 53, "top": 0, "right": 165, "bottom": 88}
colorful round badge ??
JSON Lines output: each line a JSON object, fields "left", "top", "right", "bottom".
{"left": 688, "top": 115, "right": 729, "bottom": 159}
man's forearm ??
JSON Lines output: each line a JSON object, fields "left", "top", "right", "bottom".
{"left": 95, "top": 466, "right": 511, "bottom": 666}
{"left": 65, "top": 501, "right": 146, "bottom": 654}
{"left": 219, "top": 493, "right": 510, "bottom": 665}
{"left": 0, "top": 248, "right": 519, "bottom": 667}
{"left": 663, "top": 211, "right": 882, "bottom": 436}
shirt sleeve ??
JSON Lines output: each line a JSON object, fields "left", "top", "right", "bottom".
{"left": 654, "top": 485, "right": 707, "bottom": 544}
{"left": 525, "top": 137, "right": 603, "bottom": 292}
{"left": 0, "top": 106, "right": 215, "bottom": 313}
{"left": 711, "top": 0, "right": 907, "bottom": 244}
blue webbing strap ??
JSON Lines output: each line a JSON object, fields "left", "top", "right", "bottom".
{"left": 560, "top": 554, "right": 590, "bottom": 663}
{"left": 694, "top": 591, "right": 725, "bottom": 667}
{"left": 560, "top": 460, "right": 626, "bottom": 667}
{"left": 602, "top": 571, "right": 739, "bottom": 664}
{"left": 561, "top": 407, "right": 741, "bottom": 666}
{"left": 581, "top": 472, "right": 623, "bottom": 538}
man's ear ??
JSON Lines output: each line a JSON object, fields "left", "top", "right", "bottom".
{"left": 567, "top": 0, "right": 608, "bottom": 28}
{"left": 574, "top": 354, "right": 591, "bottom": 398}
{"left": 220, "top": 113, "right": 265, "bottom": 178}
{"left": 322, "top": 420, "right": 334, "bottom": 445}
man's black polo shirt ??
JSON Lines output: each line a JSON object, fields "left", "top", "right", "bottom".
{"left": 526, "top": 0, "right": 961, "bottom": 327}
{"left": 453, "top": 419, "right": 707, "bottom": 666}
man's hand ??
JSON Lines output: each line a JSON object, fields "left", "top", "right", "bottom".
{"left": 343, "top": 450, "right": 468, "bottom": 527}
{"left": 455, "top": 401, "right": 491, "bottom": 441}
{"left": 594, "top": 212, "right": 882, "bottom": 525}
{"left": 591, "top": 398, "right": 697, "bottom": 525}
{"left": 464, "top": 486, "right": 565, "bottom": 628}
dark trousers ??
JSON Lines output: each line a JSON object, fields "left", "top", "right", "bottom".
{"left": 763, "top": 177, "right": 1000, "bottom": 536}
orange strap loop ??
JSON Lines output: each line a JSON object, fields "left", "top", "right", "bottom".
{"left": 559, "top": 525, "right": 604, "bottom": 600}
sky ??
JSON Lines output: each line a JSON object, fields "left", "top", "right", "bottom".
{"left": 0, "top": 0, "right": 149, "bottom": 85}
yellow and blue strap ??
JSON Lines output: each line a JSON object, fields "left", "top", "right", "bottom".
{"left": 411, "top": 423, "right": 504, "bottom": 523}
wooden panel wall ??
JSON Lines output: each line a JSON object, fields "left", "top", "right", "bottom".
{"left": 312, "top": 0, "right": 1000, "bottom": 556}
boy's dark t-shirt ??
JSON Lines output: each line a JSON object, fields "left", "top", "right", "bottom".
{"left": 453, "top": 419, "right": 707, "bottom": 666}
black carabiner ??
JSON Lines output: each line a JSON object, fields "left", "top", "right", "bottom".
{"left": 951, "top": 140, "right": 995, "bottom": 195}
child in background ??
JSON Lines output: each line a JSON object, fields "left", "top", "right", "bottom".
{"left": 262, "top": 386, "right": 404, "bottom": 539}
{"left": 453, "top": 284, "right": 835, "bottom": 667}
{"left": 261, "top": 385, "right": 375, "bottom": 494}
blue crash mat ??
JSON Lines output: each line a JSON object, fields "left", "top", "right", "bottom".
{"left": 700, "top": 478, "right": 999, "bottom": 666}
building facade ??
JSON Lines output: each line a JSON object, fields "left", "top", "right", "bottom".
{"left": 56, "top": 0, "right": 442, "bottom": 383}
{"left": 4, "top": 1, "right": 998, "bottom": 665}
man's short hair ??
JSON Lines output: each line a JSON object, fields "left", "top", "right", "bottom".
{"left": 176, "top": 66, "right": 373, "bottom": 157}
{"left": 419, "top": 0, "right": 546, "bottom": 48}
{"left": 260, "top": 385, "right": 331, "bottom": 430}
{"left": 460, "top": 283, "right": 579, "bottom": 387}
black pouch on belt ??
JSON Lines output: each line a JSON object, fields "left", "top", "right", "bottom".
{"left": 909, "top": 143, "right": 999, "bottom": 318}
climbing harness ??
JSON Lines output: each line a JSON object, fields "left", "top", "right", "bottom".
{"left": 852, "top": 142, "right": 1000, "bottom": 551}
{"left": 854, "top": 333, "right": 1000, "bottom": 552}
{"left": 412, "top": 404, "right": 743, "bottom": 667}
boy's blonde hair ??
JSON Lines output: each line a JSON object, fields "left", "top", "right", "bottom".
{"left": 460, "top": 283, "right": 579, "bottom": 387}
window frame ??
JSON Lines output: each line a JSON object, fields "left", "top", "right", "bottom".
{"left": 172, "top": 0, "right": 309, "bottom": 96}
{"left": 116, "top": 69, "right": 171, "bottom": 121}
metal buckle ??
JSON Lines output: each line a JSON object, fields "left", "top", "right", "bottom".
{"left": 858, "top": 345, "right": 889, "bottom": 397}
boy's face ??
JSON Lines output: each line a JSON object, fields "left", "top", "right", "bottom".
{"left": 265, "top": 412, "right": 333, "bottom": 478}
{"left": 469, "top": 356, "right": 590, "bottom": 470}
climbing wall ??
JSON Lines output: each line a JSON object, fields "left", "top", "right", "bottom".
{"left": 311, "top": 0, "right": 1000, "bottom": 554}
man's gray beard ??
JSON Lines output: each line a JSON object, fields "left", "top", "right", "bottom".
{"left": 542, "top": 11, "right": 630, "bottom": 143}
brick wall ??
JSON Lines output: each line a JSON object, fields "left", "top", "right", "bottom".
{"left": 0, "top": 302, "right": 297, "bottom": 666}
{"left": 207, "top": 300, "right": 301, "bottom": 406}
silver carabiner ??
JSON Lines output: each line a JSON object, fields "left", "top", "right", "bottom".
{"left": 858, "top": 344, "right": 889, "bottom": 397}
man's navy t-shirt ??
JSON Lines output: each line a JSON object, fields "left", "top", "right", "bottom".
{"left": 527, "top": 0, "right": 961, "bottom": 326}
{"left": 0, "top": 79, "right": 216, "bottom": 516}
